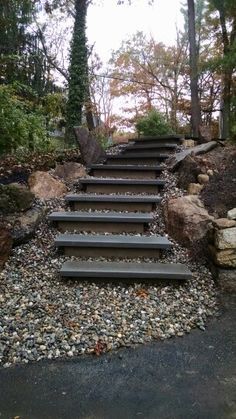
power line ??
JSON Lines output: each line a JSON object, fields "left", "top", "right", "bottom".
{"left": 91, "top": 72, "right": 156, "bottom": 86}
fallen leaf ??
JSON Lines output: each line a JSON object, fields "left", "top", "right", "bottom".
{"left": 135, "top": 289, "right": 148, "bottom": 298}
{"left": 94, "top": 340, "right": 107, "bottom": 356}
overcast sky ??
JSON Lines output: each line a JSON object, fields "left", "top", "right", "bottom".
{"left": 87, "top": 0, "right": 184, "bottom": 62}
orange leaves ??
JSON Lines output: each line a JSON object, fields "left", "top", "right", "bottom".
{"left": 93, "top": 340, "right": 107, "bottom": 356}
{"left": 135, "top": 288, "right": 149, "bottom": 299}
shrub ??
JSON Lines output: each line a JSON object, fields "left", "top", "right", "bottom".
{"left": 0, "top": 85, "right": 48, "bottom": 154}
{"left": 136, "top": 109, "right": 173, "bottom": 136}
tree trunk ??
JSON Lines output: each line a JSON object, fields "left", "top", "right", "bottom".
{"left": 66, "top": 0, "right": 88, "bottom": 144}
{"left": 187, "top": 0, "right": 201, "bottom": 138}
{"left": 216, "top": 2, "right": 234, "bottom": 139}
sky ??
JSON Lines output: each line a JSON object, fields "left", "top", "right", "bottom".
{"left": 87, "top": 0, "right": 184, "bottom": 62}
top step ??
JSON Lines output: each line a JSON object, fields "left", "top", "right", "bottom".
{"left": 129, "top": 135, "right": 182, "bottom": 142}
{"left": 124, "top": 143, "right": 177, "bottom": 151}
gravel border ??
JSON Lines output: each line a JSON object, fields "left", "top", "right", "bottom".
{"left": 0, "top": 157, "right": 218, "bottom": 368}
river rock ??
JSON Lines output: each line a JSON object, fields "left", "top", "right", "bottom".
{"left": 74, "top": 127, "right": 106, "bottom": 166}
{"left": 188, "top": 183, "right": 203, "bottom": 195}
{"left": 198, "top": 174, "right": 209, "bottom": 185}
{"left": 0, "top": 183, "right": 34, "bottom": 215}
{"left": 28, "top": 171, "right": 67, "bottom": 199}
{"left": 0, "top": 223, "right": 13, "bottom": 270}
{"left": 165, "top": 195, "right": 213, "bottom": 246}
{"left": 227, "top": 208, "right": 236, "bottom": 220}
{"left": 54, "top": 162, "right": 87, "bottom": 183}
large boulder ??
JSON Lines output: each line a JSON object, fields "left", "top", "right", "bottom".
{"left": 0, "top": 183, "right": 34, "bottom": 215}
{"left": 165, "top": 195, "right": 213, "bottom": 246}
{"left": 54, "top": 162, "right": 86, "bottom": 183}
{"left": 74, "top": 126, "right": 106, "bottom": 166}
{"left": 0, "top": 223, "right": 13, "bottom": 270}
{"left": 28, "top": 171, "right": 67, "bottom": 199}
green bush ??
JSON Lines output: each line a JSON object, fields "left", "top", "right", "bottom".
{"left": 0, "top": 85, "right": 48, "bottom": 154}
{"left": 136, "top": 109, "right": 173, "bottom": 136}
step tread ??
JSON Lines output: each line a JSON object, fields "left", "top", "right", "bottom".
{"left": 61, "top": 261, "right": 192, "bottom": 280}
{"left": 125, "top": 143, "right": 177, "bottom": 150}
{"left": 55, "top": 234, "right": 171, "bottom": 249}
{"left": 49, "top": 211, "right": 153, "bottom": 223}
{"left": 107, "top": 153, "right": 170, "bottom": 158}
{"left": 89, "top": 164, "right": 163, "bottom": 171}
{"left": 79, "top": 178, "right": 165, "bottom": 185}
{"left": 130, "top": 135, "right": 182, "bottom": 141}
{"left": 65, "top": 194, "right": 162, "bottom": 203}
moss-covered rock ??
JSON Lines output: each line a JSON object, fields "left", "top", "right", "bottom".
{"left": 0, "top": 183, "right": 34, "bottom": 215}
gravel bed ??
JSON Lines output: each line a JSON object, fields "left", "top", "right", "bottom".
{"left": 0, "top": 158, "right": 218, "bottom": 368}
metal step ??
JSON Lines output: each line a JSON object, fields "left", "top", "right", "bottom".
{"left": 79, "top": 178, "right": 165, "bottom": 194}
{"left": 65, "top": 194, "right": 161, "bottom": 212}
{"left": 89, "top": 164, "right": 163, "bottom": 179}
{"left": 48, "top": 211, "right": 153, "bottom": 233}
{"left": 55, "top": 233, "right": 172, "bottom": 258}
{"left": 60, "top": 261, "right": 192, "bottom": 281}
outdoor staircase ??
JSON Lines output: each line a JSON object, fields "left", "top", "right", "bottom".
{"left": 51, "top": 135, "right": 192, "bottom": 282}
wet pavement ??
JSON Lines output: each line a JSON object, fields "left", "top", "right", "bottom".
{"left": 0, "top": 294, "right": 235, "bottom": 419}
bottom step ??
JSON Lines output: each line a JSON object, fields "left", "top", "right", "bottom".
{"left": 61, "top": 261, "right": 192, "bottom": 281}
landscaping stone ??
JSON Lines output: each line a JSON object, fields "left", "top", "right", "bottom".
{"left": 209, "top": 246, "right": 236, "bottom": 268}
{"left": 165, "top": 195, "right": 213, "bottom": 246}
{"left": 74, "top": 126, "right": 106, "bottom": 166}
{"left": 198, "top": 174, "right": 209, "bottom": 185}
{"left": 215, "top": 227, "right": 236, "bottom": 250}
{"left": 227, "top": 208, "right": 236, "bottom": 220}
{"left": 54, "top": 162, "right": 86, "bottom": 183}
{"left": 167, "top": 141, "right": 218, "bottom": 171}
{"left": 8, "top": 207, "right": 45, "bottom": 246}
{"left": 213, "top": 218, "right": 236, "bottom": 229}
{"left": 216, "top": 268, "right": 236, "bottom": 292}
{"left": 0, "top": 183, "right": 34, "bottom": 215}
{"left": 0, "top": 223, "right": 13, "bottom": 270}
{"left": 177, "top": 155, "right": 202, "bottom": 189}
{"left": 28, "top": 171, "right": 67, "bottom": 199}
{"left": 187, "top": 183, "right": 203, "bottom": 195}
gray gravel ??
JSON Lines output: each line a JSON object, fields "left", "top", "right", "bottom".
{"left": 0, "top": 161, "right": 218, "bottom": 368}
